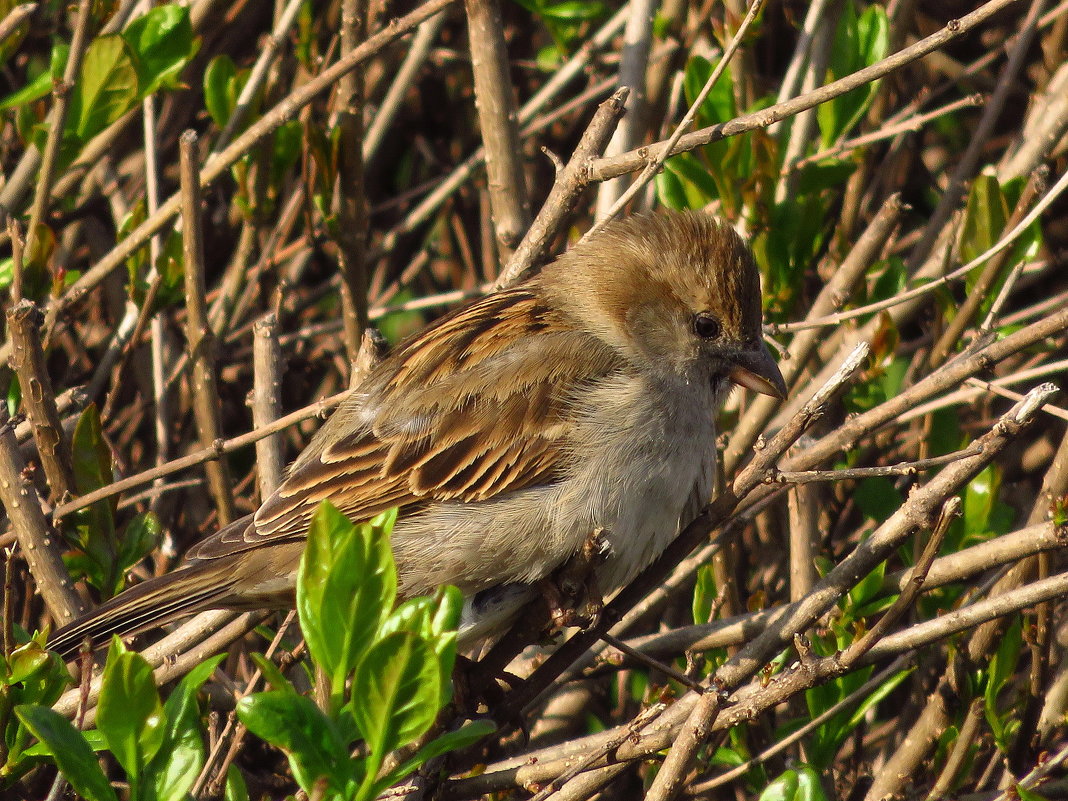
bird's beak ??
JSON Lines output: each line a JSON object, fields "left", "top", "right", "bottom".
{"left": 729, "top": 342, "right": 787, "bottom": 399}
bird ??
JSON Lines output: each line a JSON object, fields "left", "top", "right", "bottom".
{"left": 48, "top": 210, "right": 786, "bottom": 659}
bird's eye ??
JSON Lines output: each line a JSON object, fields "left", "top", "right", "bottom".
{"left": 693, "top": 311, "right": 721, "bottom": 339}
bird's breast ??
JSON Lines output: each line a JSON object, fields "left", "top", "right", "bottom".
{"left": 558, "top": 370, "right": 719, "bottom": 590}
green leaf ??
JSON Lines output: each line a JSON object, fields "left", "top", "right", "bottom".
{"left": 69, "top": 400, "right": 113, "bottom": 482}
{"left": 15, "top": 705, "right": 118, "bottom": 801}
{"left": 145, "top": 654, "right": 225, "bottom": 801}
{"left": 984, "top": 616, "right": 1022, "bottom": 749}
{"left": 203, "top": 54, "right": 240, "bottom": 128}
{"left": 123, "top": 5, "right": 198, "bottom": 95}
{"left": 843, "top": 666, "right": 912, "bottom": 730}
{"left": 6, "top": 640, "right": 50, "bottom": 685}
{"left": 297, "top": 502, "right": 397, "bottom": 703}
{"left": 96, "top": 638, "right": 166, "bottom": 785}
{"left": 683, "top": 54, "right": 736, "bottom": 127}
{"left": 237, "top": 691, "right": 351, "bottom": 795}
{"left": 1017, "top": 786, "right": 1053, "bottom": 801}
{"left": 224, "top": 763, "right": 250, "bottom": 801}
{"left": 66, "top": 35, "right": 139, "bottom": 143}
{"left": 379, "top": 586, "right": 462, "bottom": 707}
{"left": 272, "top": 120, "right": 303, "bottom": 184}
{"left": 816, "top": 1, "right": 888, "bottom": 146}
{"left": 6, "top": 628, "right": 72, "bottom": 711}
{"left": 760, "top": 765, "right": 831, "bottom": 801}
{"left": 655, "top": 167, "right": 688, "bottom": 210}
{"left": 868, "top": 257, "right": 907, "bottom": 304}
{"left": 692, "top": 564, "right": 716, "bottom": 625}
{"left": 537, "top": 1, "right": 605, "bottom": 21}
{"left": 762, "top": 194, "right": 831, "bottom": 297}
{"left": 965, "top": 464, "right": 1002, "bottom": 535}
{"left": 117, "top": 512, "right": 161, "bottom": 579}
{"left": 68, "top": 404, "right": 120, "bottom": 596}
{"left": 793, "top": 159, "right": 855, "bottom": 196}
{"left": 249, "top": 652, "right": 298, "bottom": 693}
{"left": 662, "top": 151, "right": 719, "bottom": 206}
{"left": 854, "top": 477, "right": 902, "bottom": 523}
{"left": 760, "top": 768, "right": 798, "bottom": 801}
{"left": 847, "top": 562, "right": 885, "bottom": 610}
{"left": 0, "top": 43, "right": 68, "bottom": 111}
{"left": 351, "top": 631, "right": 440, "bottom": 762}
{"left": 959, "top": 171, "right": 1008, "bottom": 266}
{"left": 794, "top": 765, "right": 832, "bottom": 801}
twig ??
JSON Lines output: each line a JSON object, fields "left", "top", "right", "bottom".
{"left": 688, "top": 657, "right": 912, "bottom": 794}
{"left": 0, "top": 407, "right": 84, "bottom": 625}
{"left": 586, "top": 0, "right": 1024, "bottom": 183}
{"left": 644, "top": 385, "right": 1054, "bottom": 801}
{"left": 251, "top": 314, "right": 285, "bottom": 497}
{"left": 793, "top": 94, "right": 985, "bottom": 169}
{"left": 999, "top": 61, "right": 1068, "bottom": 179}
{"left": 903, "top": 0, "right": 1048, "bottom": 277}
{"left": 896, "top": 357, "right": 1068, "bottom": 425}
{"left": 929, "top": 166, "right": 1046, "bottom": 367}
{"left": 773, "top": 165, "right": 1068, "bottom": 332}
{"left": 609, "top": 520, "right": 1066, "bottom": 664}
{"left": 778, "top": 309, "right": 1068, "bottom": 471}
{"left": 363, "top": 13, "right": 446, "bottom": 163}
{"left": 179, "top": 130, "right": 237, "bottom": 525}
{"left": 766, "top": 448, "right": 984, "bottom": 484}
{"left": 23, "top": 0, "right": 92, "bottom": 268}
{"left": 593, "top": 0, "right": 655, "bottom": 218}
{"left": 25, "top": 0, "right": 459, "bottom": 364}
{"left": 724, "top": 193, "right": 905, "bottom": 473}
{"left": 334, "top": 0, "right": 371, "bottom": 364}
{"left": 464, "top": 0, "right": 531, "bottom": 250}
{"left": 192, "top": 611, "right": 299, "bottom": 796}
{"left": 6, "top": 301, "right": 76, "bottom": 502}
{"left": 927, "top": 698, "right": 986, "bottom": 800}
{"left": 775, "top": 0, "right": 838, "bottom": 203}
{"left": 213, "top": 0, "right": 304, "bottom": 153}
{"left": 51, "top": 389, "right": 352, "bottom": 520}
{"left": 531, "top": 704, "right": 666, "bottom": 801}
{"left": 496, "top": 87, "right": 629, "bottom": 286}
{"left": 449, "top": 557, "right": 1068, "bottom": 798}
{"left": 7, "top": 198, "right": 25, "bottom": 303}
{"left": 584, "top": 0, "right": 766, "bottom": 237}
{"left": 0, "top": 3, "right": 35, "bottom": 46}
{"left": 51, "top": 610, "right": 265, "bottom": 720}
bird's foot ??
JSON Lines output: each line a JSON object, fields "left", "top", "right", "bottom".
{"left": 542, "top": 528, "right": 610, "bottom": 630}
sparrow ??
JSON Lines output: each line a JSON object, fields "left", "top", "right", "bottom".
{"left": 49, "top": 211, "right": 786, "bottom": 658}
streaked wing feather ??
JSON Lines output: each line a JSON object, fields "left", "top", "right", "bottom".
{"left": 193, "top": 286, "right": 622, "bottom": 560}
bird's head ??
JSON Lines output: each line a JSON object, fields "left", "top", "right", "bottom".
{"left": 540, "top": 211, "right": 787, "bottom": 399}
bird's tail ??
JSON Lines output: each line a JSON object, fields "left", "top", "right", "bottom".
{"left": 47, "top": 561, "right": 235, "bottom": 660}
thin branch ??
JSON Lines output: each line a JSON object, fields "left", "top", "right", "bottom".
{"left": 51, "top": 389, "right": 352, "bottom": 520}
{"left": 0, "top": 3, "right": 35, "bottom": 46}
{"left": 25, "top": 0, "right": 459, "bottom": 364}
{"left": 772, "top": 165, "right": 1068, "bottom": 332}
{"left": 584, "top": 0, "right": 766, "bottom": 237}
{"left": 464, "top": 0, "right": 531, "bottom": 250}
{"left": 586, "top": 0, "right": 1024, "bottom": 183}
{"left": 497, "top": 88, "right": 629, "bottom": 286}
{"left": 179, "top": 130, "right": 237, "bottom": 525}
{"left": 23, "top": 0, "right": 92, "bottom": 266}
{"left": 0, "top": 408, "right": 84, "bottom": 625}
{"left": 334, "top": 0, "right": 371, "bottom": 364}
{"left": 6, "top": 301, "right": 76, "bottom": 502}
{"left": 250, "top": 314, "right": 284, "bottom": 497}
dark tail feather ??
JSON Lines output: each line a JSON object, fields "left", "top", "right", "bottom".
{"left": 48, "top": 563, "right": 232, "bottom": 660}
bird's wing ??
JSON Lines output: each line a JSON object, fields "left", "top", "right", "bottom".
{"left": 187, "top": 286, "right": 623, "bottom": 561}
